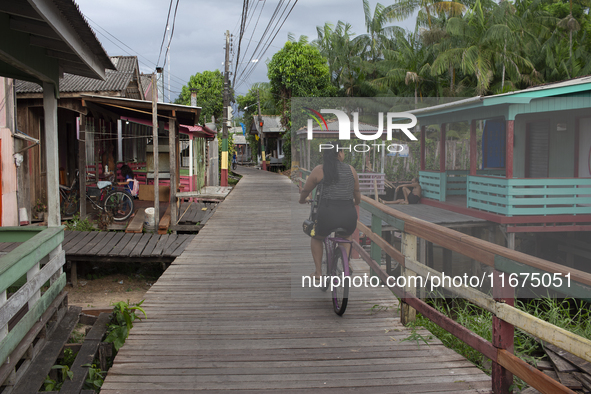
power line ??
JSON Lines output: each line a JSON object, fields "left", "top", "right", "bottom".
{"left": 156, "top": 0, "right": 174, "bottom": 66}
{"left": 235, "top": 0, "right": 300, "bottom": 90}
{"left": 85, "top": 17, "right": 188, "bottom": 88}
{"left": 233, "top": 0, "right": 266, "bottom": 87}
{"left": 162, "top": 0, "right": 180, "bottom": 69}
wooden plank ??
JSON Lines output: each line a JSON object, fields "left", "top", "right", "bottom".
{"left": 96, "top": 232, "right": 125, "bottom": 256}
{"left": 171, "top": 235, "right": 196, "bottom": 257}
{"left": 67, "top": 232, "right": 100, "bottom": 255}
{"left": 556, "top": 372, "right": 583, "bottom": 390}
{"left": 126, "top": 209, "right": 145, "bottom": 233}
{"left": 543, "top": 341, "right": 591, "bottom": 375}
{"left": 151, "top": 234, "right": 170, "bottom": 256}
{"left": 168, "top": 224, "right": 203, "bottom": 233}
{"left": 120, "top": 233, "right": 143, "bottom": 257}
{"left": 60, "top": 313, "right": 111, "bottom": 394}
{"left": 62, "top": 231, "right": 88, "bottom": 251}
{"left": 129, "top": 233, "right": 153, "bottom": 257}
{"left": 76, "top": 231, "right": 108, "bottom": 255}
{"left": 158, "top": 205, "right": 171, "bottom": 235}
{"left": 497, "top": 349, "right": 575, "bottom": 394}
{"left": 141, "top": 234, "right": 162, "bottom": 257}
{"left": 546, "top": 348, "right": 579, "bottom": 372}
{"left": 108, "top": 233, "right": 135, "bottom": 256}
{"left": 10, "top": 306, "right": 82, "bottom": 394}
{"left": 163, "top": 234, "right": 189, "bottom": 256}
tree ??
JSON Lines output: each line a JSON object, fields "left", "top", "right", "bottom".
{"left": 175, "top": 70, "right": 225, "bottom": 125}
{"left": 267, "top": 40, "right": 336, "bottom": 165}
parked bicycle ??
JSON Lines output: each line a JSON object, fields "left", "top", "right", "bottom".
{"left": 59, "top": 170, "right": 134, "bottom": 221}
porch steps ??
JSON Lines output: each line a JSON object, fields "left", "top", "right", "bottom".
{"left": 158, "top": 205, "right": 171, "bottom": 234}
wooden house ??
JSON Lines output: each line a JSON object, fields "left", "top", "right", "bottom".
{"left": 250, "top": 115, "right": 286, "bottom": 166}
{"left": 15, "top": 56, "right": 144, "bottom": 213}
{"left": 0, "top": 0, "right": 113, "bottom": 390}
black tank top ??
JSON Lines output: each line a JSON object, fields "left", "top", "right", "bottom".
{"left": 322, "top": 161, "right": 354, "bottom": 201}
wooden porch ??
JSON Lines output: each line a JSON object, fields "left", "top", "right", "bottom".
{"left": 100, "top": 166, "right": 491, "bottom": 393}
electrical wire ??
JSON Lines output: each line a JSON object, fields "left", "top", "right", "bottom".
{"left": 156, "top": 0, "right": 174, "bottom": 66}
{"left": 162, "top": 0, "right": 180, "bottom": 70}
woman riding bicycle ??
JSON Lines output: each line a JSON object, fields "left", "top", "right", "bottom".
{"left": 298, "top": 141, "right": 361, "bottom": 279}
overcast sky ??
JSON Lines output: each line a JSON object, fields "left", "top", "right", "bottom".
{"left": 76, "top": 0, "right": 415, "bottom": 102}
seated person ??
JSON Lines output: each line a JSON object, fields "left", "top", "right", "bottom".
{"left": 388, "top": 178, "right": 421, "bottom": 204}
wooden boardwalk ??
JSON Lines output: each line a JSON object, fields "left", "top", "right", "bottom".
{"left": 0, "top": 232, "right": 195, "bottom": 262}
{"left": 101, "top": 166, "right": 491, "bottom": 393}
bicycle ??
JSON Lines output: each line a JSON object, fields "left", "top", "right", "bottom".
{"left": 60, "top": 170, "right": 134, "bottom": 221}
{"left": 319, "top": 229, "right": 352, "bottom": 316}
{"left": 307, "top": 191, "right": 352, "bottom": 316}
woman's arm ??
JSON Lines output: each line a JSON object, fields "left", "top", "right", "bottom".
{"left": 350, "top": 166, "right": 361, "bottom": 205}
{"left": 299, "top": 165, "right": 323, "bottom": 204}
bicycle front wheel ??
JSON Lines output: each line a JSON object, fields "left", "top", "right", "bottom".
{"left": 319, "top": 239, "right": 332, "bottom": 292}
{"left": 61, "top": 191, "right": 80, "bottom": 217}
{"left": 103, "top": 191, "right": 134, "bottom": 221}
{"left": 331, "top": 245, "right": 349, "bottom": 316}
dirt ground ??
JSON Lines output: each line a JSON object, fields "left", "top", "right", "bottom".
{"left": 67, "top": 273, "right": 153, "bottom": 310}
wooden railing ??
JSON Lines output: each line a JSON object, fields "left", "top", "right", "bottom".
{"left": 358, "top": 172, "right": 385, "bottom": 196}
{"left": 467, "top": 176, "right": 591, "bottom": 216}
{"left": 0, "top": 227, "right": 66, "bottom": 367}
{"left": 419, "top": 171, "right": 446, "bottom": 201}
{"left": 420, "top": 170, "right": 507, "bottom": 201}
{"left": 358, "top": 194, "right": 591, "bottom": 394}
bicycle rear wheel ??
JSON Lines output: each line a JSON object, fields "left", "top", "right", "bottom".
{"left": 319, "top": 239, "right": 332, "bottom": 292}
{"left": 331, "top": 245, "right": 349, "bottom": 316}
{"left": 103, "top": 191, "right": 134, "bottom": 221}
{"left": 61, "top": 191, "right": 79, "bottom": 217}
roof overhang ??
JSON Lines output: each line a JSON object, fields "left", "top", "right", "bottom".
{"left": 82, "top": 95, "right": 201, "bottom": 126}
{"left": 0, "top": 0, "right": 114, "bottom": 92}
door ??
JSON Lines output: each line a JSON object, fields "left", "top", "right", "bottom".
{"left": 526, "top": 121, "right": 549, "bottom": 178}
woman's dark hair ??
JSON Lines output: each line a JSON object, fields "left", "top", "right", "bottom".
{"left": 121, "top": 164, "right": 134, "bottom": 179}
{"left": 323, "top": 141, "right": 340, "bottom": 186}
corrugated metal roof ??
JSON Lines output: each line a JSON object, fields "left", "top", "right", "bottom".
{"left": 16, "top": 56, "right": 139, "bottom": 94}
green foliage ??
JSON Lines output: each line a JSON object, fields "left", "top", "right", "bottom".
{"left": 175, "top": 70, "right": 225, "bottom": 125}
{"left": 64, "top": 214, "right": 97, "bottom": 232}
{"left": 82, "top": 363, "right": 105, "bottom": 390}
{"left": 43, "top": 365, "right": 73, "bottom": 391}
{"left": 105, "top": 300, "right": 147, "bottom": 351}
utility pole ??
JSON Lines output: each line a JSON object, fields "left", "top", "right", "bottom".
{"left": 257, "top": 90, "right": 266, "bottom": 171}
{"left": 152, "top": 68, "right": 162, "bottom": 227}
{"left": 221, "top": 30, "right": 230, "bottom": 187}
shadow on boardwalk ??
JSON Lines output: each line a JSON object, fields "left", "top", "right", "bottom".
{"left": 101, "top": 166, "right": 491, "bottom": 393}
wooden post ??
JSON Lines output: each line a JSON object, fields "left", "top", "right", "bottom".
{"left": 152, "top": 72, "right": 159, "bottom": 228}
{"left": 401, "top": 232, "right": 417, "bottom": 325}
{"left": 169, "top": 114, "right": 177, "bottom": 229}
{"left": 419, "top": 238, "right": 427, "bottom": 299}
{"left": 385, "top": 231, "right": 392, "bottom": 274}
{"left": 370, "top": 213, "right": 382, "bottom": 277}
{"left": 506, "top": 120, "right": 514, "bottom": 179}
{"left": 43, "top": 82, "right": 60, "bottom": 227}
{"left": 420, "top": 125, "right": 426, "bottom": 171}
{"left": 78, "top": 115, "right": 86, "bottom": 219}
{"left": 427, "top": 241, "right": 434, "bottom": 268}
{"left": 443, "top": 248, "right": 453, "bottom": 275}
{"left": 492, "top": 269, "right": 515, "bottom": 394}
{"left": 440, "top": 123, "right": 446, "bottom": 173}
{"left": 470, "top": 119, "right": 477, "bottom": 176}
{"left": 507, "top": 232, "right": 515, "bottom": 250}
{"left": 352, "top": 205, "right": 360, "bottom": 259}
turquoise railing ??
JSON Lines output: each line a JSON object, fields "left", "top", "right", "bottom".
{"left": 467, "top": 176, "right": 591, "bottom": 216}
{"left": 447, "top": 169, "right": 506, "bottom": 196}
{"left": 0, "top": 227, "right": 65, "bottom": 365}
{"left": 419, "top": 171, "right": 446, "bottom": 201}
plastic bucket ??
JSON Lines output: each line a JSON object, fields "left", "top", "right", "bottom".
{"left": 144, "top": 207, "right": 155, "bottom": 227}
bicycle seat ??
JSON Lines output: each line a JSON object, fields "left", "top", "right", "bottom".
{"left": 332, "top": 228, "right": 350, "bottom": 237}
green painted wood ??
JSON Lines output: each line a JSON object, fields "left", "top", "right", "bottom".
{"left": 0, "top": 273, "right": 66, "bottom": 365}
{"left": 508, "top": 197, "right": 583, "bottom": 205}
{"left": 0, "top": 227, "right": 64, "bottom": 293}
{"left": 494, "top": 256, "right": 591, "bottom": 302}
{"left": 0, "top": 227, "right": 46, "bottom": 242}
{"left": 359, "top": 200, "right": 405, "bottom": 231}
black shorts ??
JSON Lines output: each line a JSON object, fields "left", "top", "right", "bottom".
{"left": 408, "top": 193, "right": 420, "bottom": 204}
{"left": 315, "top": 199, "right": 357, "bottom": 237}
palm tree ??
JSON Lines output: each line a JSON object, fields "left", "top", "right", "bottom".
{"left": 373, "top": 31, "right": 433, "bottom": 104}
{"left": 432, "top": 0, "right": 534, "bottom": 95}
{"left": 388, "top": 0, "right": 466, "bottom": 29}
{"left": 357, "top": 0, "right": 404, "bottom": 63}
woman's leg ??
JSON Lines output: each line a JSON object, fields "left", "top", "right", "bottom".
{"left": 311, "top": 237, "right": 324, "bottom": 276}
